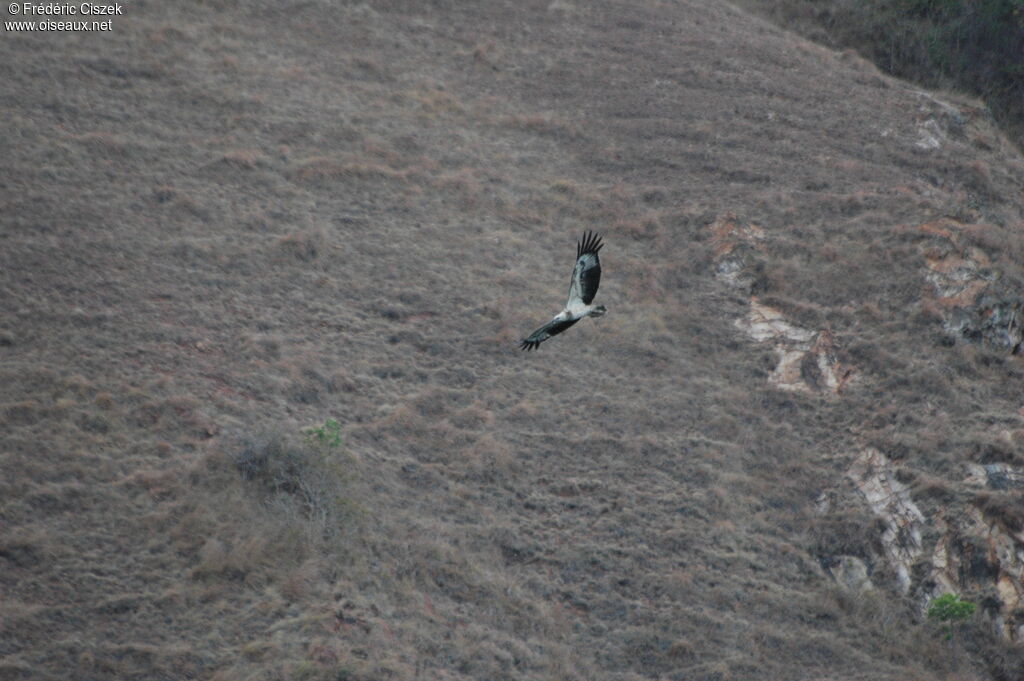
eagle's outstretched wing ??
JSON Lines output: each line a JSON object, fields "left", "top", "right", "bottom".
{"left": 567, "top": 230, "right": 603, "bottom": 306}
{"left": 519, "top": 317, "right": 580, "bottom": 351}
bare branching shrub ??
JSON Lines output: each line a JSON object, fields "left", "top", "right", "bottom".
{"left": 974, "top": 491, "right": 1024, "bottom": 533}
{"left": 234, "top": 427, "right": 356, "bottom": 546}
{"left": 276, "top": 230, "right": 326, "bottom": 263}
{"left": 807, "top": 509, "right": 884, "bottom": 565}
{"left": 496, "top": 114, "right": 580, "bottom": 140}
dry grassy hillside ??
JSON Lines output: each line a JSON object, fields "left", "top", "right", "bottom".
{"left": 2, "top": 1, "right": 1024, "bottom": 679}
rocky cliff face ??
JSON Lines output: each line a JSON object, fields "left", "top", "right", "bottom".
{"left": 711, "top": 147, "right": 1024, "bottom": 642}
{"left": 835, "top": 450, "right": 1024, "bottom": 642}
{"left": 715, "top": 213, "right": 856, "bottom": 395}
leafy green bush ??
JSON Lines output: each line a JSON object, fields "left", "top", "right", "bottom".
{"left": 927, "top": 592, "right": 976, "bottom": 649}
{"left": 306, "top": 417, "right": 343, "bottom": 449}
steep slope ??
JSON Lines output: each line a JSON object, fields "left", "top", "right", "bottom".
{"left": 2, "top": 1, "right": 1023, "bottom": 679}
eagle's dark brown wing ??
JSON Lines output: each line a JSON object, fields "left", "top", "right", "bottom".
{"left": 519, "top": 317, "right": 580, "bottom": 351}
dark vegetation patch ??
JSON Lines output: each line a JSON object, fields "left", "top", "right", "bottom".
{"left": 736, "top": 0, "right": 1024, "bottom": 150}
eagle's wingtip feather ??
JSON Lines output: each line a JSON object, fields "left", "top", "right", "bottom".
{"left": 576, "top": 230, "right": 603, "bottom": 258}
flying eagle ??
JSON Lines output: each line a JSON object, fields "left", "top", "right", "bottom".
{"left": 520, "top": 231, "right": 606, "bottom": 351}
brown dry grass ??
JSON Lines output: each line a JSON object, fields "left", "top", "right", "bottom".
{"left": 3, "top": 0, "right": 1024, "bottom": 680}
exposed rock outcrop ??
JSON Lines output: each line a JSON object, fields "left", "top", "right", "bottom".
{"left": 709, "top": 212, "right": 765, "bottom": 290}
{"left": 820, "top": 449, "right": 1024, "bottom": 641}
{"left": 712, "top": 213, "right": 855, "bottom": 395}
{"left": 846, "top": 449, "right": 925, "bottom": 593}
{"left": 712, "top": 204, "right": 1024, "bottom": 642}
{"left": 930, "top": 507, "right": 1024, "bottom": 641}
{"left": 965, "top": 463, "right": 1024, "bottom": 492}
{"left": 912, "top": 218, "right": 1024, "bottom": 353}
{"left": 822, "top": 555, "right": 874, "bottom": 593}
{"left": 945, "top": 295, "right": 1024, "bottom": 354}
{"left": 735, "top": 302, "right": 854, "bottom": 394}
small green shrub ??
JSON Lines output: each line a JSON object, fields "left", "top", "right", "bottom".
{"left": 306, "top": 417, "right": 342, "bottom": 449}
{"left": 927, "top": 592, "right": 977, "bottom": 665}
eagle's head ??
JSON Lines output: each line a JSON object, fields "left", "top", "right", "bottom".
{"left": 589, "top": 305, "right": 607, "bottom": 317}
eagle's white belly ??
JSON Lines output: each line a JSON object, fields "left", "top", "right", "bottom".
{"left": 564, "top": 301, "right": 592, "bottom": 319}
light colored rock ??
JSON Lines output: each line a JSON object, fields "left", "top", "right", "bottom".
{"left": 912, "top": 218, "right": 1023, "bottom": 352}
{"left": 928, "top": 526, "right": 959, "bottom": 595}
{"left": 708, "top": 212, "right": 765, "bottom": 261}
{"left": 847, "top": 449, "right": 924, "bottom": 593}
{"left": 709, "top": 213, "right": 855, "bottom": 395}
{"left": 911, "top": 91, "right": 966, "bottom": 150}
{"left": 965, "top": 462, "right": 1024, "bottom": 490}
{"left": 734, "top": 301, "right": 854, "bottom": 395}
{"left": 929, "top": 504, "right": 1024, "bottom": 641}
{"left": 826, "top": 555, "right": 873, "bottom": 592}
{"left": 915, "top": 118, "right": 943, "bottom": 150}
{"left": 708, "top": 212, "right": 765, "bottom": 289}
{"left": 824, "top": 453, "right": 1024, "bottom": 640}
{"left": 736, "top": 300, "right": 815, "bottom": 344}
{"left": 915, "top": 219, "right": 991, "bottom": 307}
